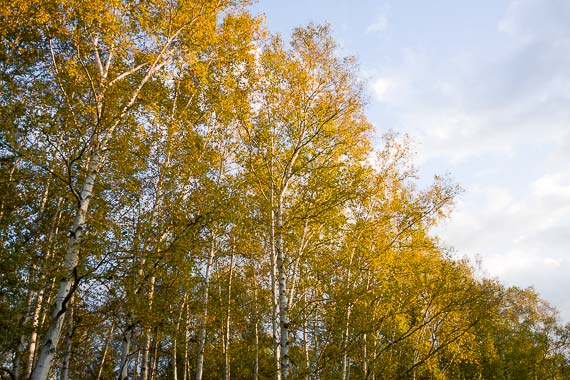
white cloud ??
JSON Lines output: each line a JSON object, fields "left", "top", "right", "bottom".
{"left": 371, "top": 77, "right": 397, "bottom": 102}
{"left": 435, "top": 173, "right": 570, "bottom": 320}
{"left": 498, "top": 0, "right": 570, "bottom": 44}
{"left": 366, "top": 1, "right": 570, "bottom": 166}
{"left": 531, "top": 173, "right": 570, "bottom": 201}
{"left": 366, "top": 14, "right": 388, "bottom": 34}
{"left": 362, "top": 0, "right": 570, "bottom": 319}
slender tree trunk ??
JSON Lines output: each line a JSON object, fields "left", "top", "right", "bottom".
{"left": 36, "top": 198, "right": 63, "bottom": 340}
{"left": 141, "top": 276, "right": 156, "bottom": 380}
{"left": 271, "top": 245, "right": 281, "bottom": 380}
{"left": 25, "top": 277, "right": 44, "bottom": 377}
{"left": 268, "top": 150, "right": 282, "bottom": 380}
{"left": 363, "top": 274, "right": 371, "bottom": 379}
{"left": 252, "top": 285, "right": 260, "bottom": 380}
{"left": 150, "top": 332, "right": 160, "bottom": 380}
{"left": 12, "top": 291, "right": 33, "bottom": 379}
{"left": 118, "top": 323, "right": 135, "bottom": 380}
{"left": 31, "top": 150, "right": 101, "bottom": 380}
{"left": 141, "top": 332, "right": 152, "bottom": 380}
{"left": 173, "top": 332, "right": 178, "bottom": 380}
{"left": 196, "top": 239, "right": 216, "bottom": 380}
{"left": 134, "top": 350, "right": 140, "bottom": 380}
{"left": 313, "top": 301, "right": 322, "bottom": 380}
{"left": 363, "top": 333, "right": 368, "bottom": 379}
{"left": 341, "top": 304, "right": 352, "bottom": 380}
{"left": 183, "top": 300, "right": 190, "bottom": 380}
{"left": 254, "top": 318, "right": 259, "bottom": 380}
{"left": 59, "top": 304, "right": 74, "bottom": 380}
{"left": 26, "top": 197, "right": 64, "bottom": 379}
{"left": 276, "top": 198, "right": 289, "bottom": 380}
{"left": 96, "top": 323, "right": 115, "bottom": 380}
{"left": 173, "top": 294, "right": 187, "bottom": 380}
{"left": 15, "top": 147, "right": 63, "bottom": 378}
{"left": 287, "top": 220, "right": 309, "bottom": 313}
{"left": 303, "top": 291, "right": 310, "bottom": 380}
{"left": 371, "top": 333, "right": 378, "bottom": 380}
{"left": 39, "top": 276, "right": 57, "bottom": 330}
{"left": 223, "top": 253, "right": 235, "bottom": 380}
{"left": 341, "top": 244, "right": 358, "bottom": 380}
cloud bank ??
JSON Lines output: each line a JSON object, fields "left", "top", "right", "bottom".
{"left": 366, "top": 0, "right": 570, "bottom": 320}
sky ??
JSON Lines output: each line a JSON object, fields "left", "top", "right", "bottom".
{"left": 250, "top": 0, "right": 570, "bottom": 321}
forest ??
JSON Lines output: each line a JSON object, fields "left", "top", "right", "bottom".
{"left": 1, "top": 1, "right": 569, "bottom": 379}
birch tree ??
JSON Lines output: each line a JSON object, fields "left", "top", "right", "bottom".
{"left": 0, "top": 1, "right": 254, "bottom": 379}
{"left": 237, "top": 24, "right": 371, "bottom": 379}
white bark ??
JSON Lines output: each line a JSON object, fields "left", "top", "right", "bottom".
{"left": 141, "top": 276, "right": 156, "bottom": 380}
{"left": 252, "top": 285, "right": 260, "bottom": 380}
{"left": 195, "top": 239, "right": 216, "bottom": 380}
{"left": 362, "top": 333, "right": 368, "bottom": 379}
{"left": 276, "top": 199, "right": 289, "bottom": 380}
{"left": 150, "top": 333, "right": 160, "bottom": 380}
{"left": 269, "top": 182, "right": 282, "bottom": 380}
{"left": 12, "top": 292, "right": 33, "bottom": 378}
{"left": 303, "top": 291, "right": 310, "bottom": 380}
{"left": 341, "top": 304, "right": 352, "bottom": 380}
{"left": 27, "top": 196, "right": 64, "bottom": 378}
{"left": 96, "top": 324, "right": 114, "bottom": 380}
{"left": 183, "top": 300, "right": 190, "bottom": 380}
{"left": 25, "top": 276, "right": 45, "bottom": 376}
{"left": 141, "top": 333, "right": 152, "bottom": 380}
{"left": 59, "top": 305, "right": 74, "bottom": 380}
{"left": 173, "top": 293, "right": 187, "bottom": 380}
{"left": 15, "top": 144, "right": 63, "bottom": 378}
{"left": 341, "top": 247, "right": 357, "bottom": 380}
{"left": 134, "top": 351, "right": 141, "bottom": 380}
{"left": 118, "top": 324, "right": 135, "bottom": 380}
{"left": 31, "top": 150, "right": 100, "bottom": 380}
{"left": 254, "top": 319, "right": 259, "bottom": 380}
{"left": 223, "top": 253, "right": 235, "bottom": 380}
{"left": 313, "top": 302, "right": 322, "bottom": 380}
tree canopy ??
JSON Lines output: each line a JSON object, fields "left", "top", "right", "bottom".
{"left": 1, "top": 2, "right": 569, "bottom": 380}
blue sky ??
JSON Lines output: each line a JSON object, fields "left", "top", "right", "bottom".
{"left": 251, "top": 0, "right": 570, "bottom": 320}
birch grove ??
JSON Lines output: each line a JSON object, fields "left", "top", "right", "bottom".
{"left": 1, "top": 2, "right": 570, "bottom": 380}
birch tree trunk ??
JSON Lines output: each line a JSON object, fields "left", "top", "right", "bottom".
{"left": 96, "top": 324, "right": 115, "bottom": 380}
{"left": 173, "top": 293, "right": 187, "bottom": 380}
{"left": 59, "top": 304, "right": 74, "bottom": 380}
{"left": 223, "top": 253, "right": 235, "bottom": 380}
{"left": 12, "top": 292, "right": 33, "bottom": 379}
{"left": 26, "top": 196, "right": 64, "bottom": 378}
{"left": 341, "top": 304, "right": 353, "bottom": 380}
{"left": 14, "top": 141, "right": 63, "bottom": 378}
{"left": 118, "top": 323, "right": 135, "bottom": 380}
{"left": 150, "top": 332, "right": 160, "bottom": 380}
{"left": 269, "top": 178, "right": 282, "bottom": 380}
{"left": 303, "top": 291, "right": 310, "bottom": 380}
{"left": 276, "top": 198, "right": 290, "bottom": 380}
{"left": 183, "top": 300, "right": 190, "bottom": 380}
{"left": 196, "top": 239, "right": 216, "bottom": 380}
{"left": 254, "top": 318, "right": 260, "bottom": 380}
{"left": 362, "top": 333, "right": 368, "bottom": 379}
{"left": 134, "top": 351, "right": 140, "bottom": 380}
{"left": 31, "top": 150, "right": 101, "bottom": 380}
{"left": 141, "top": 276, "right": 156, "bottom": 380}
